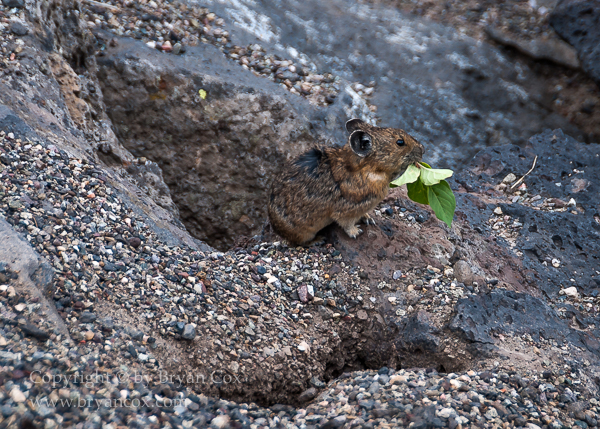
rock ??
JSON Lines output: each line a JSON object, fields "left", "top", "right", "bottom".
{"left": 502, "top": 173, "right": 517, "bottom": 184}
{"left": 207, "top": 0, "right": 582, "bottom": 171}
{"left": 298, "top": 284, "right": 308, "bottom": 302}
{"left": 99, "top": 318, "right": 115, "bottom": 331}
{"left": 128, "top": 344, "right": 138, "bottom": 358}
{"left": 8, "top": 199, "right": 22, "bottom": 209}
{"left": 210, "top": 415, "right": 229, "bottom": 429}
{"left": 398, "top": 311, "right": 441, "bottom": 353}
{"left": 20, "top": 324, "right": 50, "bottom": 341}
{"left": 181, "top": 324, "right": 196, "bottom": 340}
{"left": 438, "top": 408, "right": 453, "bottom": 419}
{"left": 103, "top": 262, "right": 118, "bottom": 272}
{"left": 450, "top": 290, "right": 598, "bottom": 353}
{"left": 297, "top": 387, "right": 317, "bottom": 403}
{"left": 10, "top": 387, "right": 26, "bottom": 403}
{"left": 485, "top": 26, "right": 579, "bottom": 69}
{"left": 128, "top": 237, "right": 142, "bottom": 248}
{"left": 321, "top": 415, "right": 346, "bottom": 428}
{"left": 463, "top": 130, "right": 600, "bottom": 297}
{"left": 561, "top": 286, "right": 578, "bottom": 297}
{"left": 80, "top": 311, "right": 97, "bottom": 323}
{"left": 453, "top": 260, "right": 475, "bottom": 285}
{"left": 194, "top": 281, "right": 207, "bottom": 294}
{"left": 390, "top": 374, "right": 407, "bottom": 385}
{"left": 10, "top": 21, "right": 29, "bottom": 36}
{"left": 2, "top": 0, "right": 24, "bottom": 8}
{"left": 551, "top": 0, "right": 600, "bottom": 84}
{"left": 485, "top": 407, "right": 499, "bottom": 419}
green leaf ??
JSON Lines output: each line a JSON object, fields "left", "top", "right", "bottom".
{"left": 390, "top": 164, "right": 421, "bottom": 188}
{"left": 406, "top": 178, "right": 429, "bottom": 205}
{"left": 418, "top": 161, "right": 432, "bottom": 168}
{"left": 419, "top": 165, "right": 454, "bottom": 186}
{"left": 427, "top": 180, "right": 456, "bottom": 228}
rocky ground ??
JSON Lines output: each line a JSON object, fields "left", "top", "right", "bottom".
{"left": 2, "top": 119, "right": 600, "bottom": 428}
{"left": 1, "top": 0, "right": 600, "bottom": 428}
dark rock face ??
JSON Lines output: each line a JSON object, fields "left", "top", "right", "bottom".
{"left": 397, "top": 311, "right": 442, "bottom": 354}
{"left": 450, "top": 290, "right": 598, "bottom": 353}
{"left": 97, "top": 36, "right": 348, "bottom": 250}
{"left": 551, "top": 0, "right": 600, "bottom": 86}
{"left": 459, "top": 129, "right": 600, "bottom": 297}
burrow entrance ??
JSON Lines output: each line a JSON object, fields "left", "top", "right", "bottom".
{"left": 95, "top": 40, "right": 341, "bottom": 251}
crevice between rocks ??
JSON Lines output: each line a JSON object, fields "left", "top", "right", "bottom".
{"left": 92, "top": 35, "right": 348, "bottom": 251}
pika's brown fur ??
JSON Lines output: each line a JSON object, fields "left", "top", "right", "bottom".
{"left": 268, "top": 119, "right": 425, "bottom": 245}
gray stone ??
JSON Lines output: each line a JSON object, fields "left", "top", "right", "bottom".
{"left": 10, "top": 21, "right": 29, "bottom": 36}
{"left": 80, "top": 311, "right": 96, "bottom": 323}
{"left": 453, "top": 260, "right": 475, "bottom": 285}
{"left": 182, "top": 324, "right": 196, "bottom": 340}
{"left": 368, "top": 381, "right": 380, "bottom": 394}
{"left": 297, "top": 387, "right": 317, "bottom": 403}
{"left": 398, "top": 311, "right": 441, "bottom": 353}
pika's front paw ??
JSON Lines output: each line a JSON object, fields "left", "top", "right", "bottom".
{"left": 344, "top": 225, "right": 363, "bottom": 239}
{"left": 361, "top": 214, "right": 376, "bottom": 226}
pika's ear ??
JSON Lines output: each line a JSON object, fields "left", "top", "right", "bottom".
{"left": 349, "top": 130, "right": 373, "bottom": 157}
{"left": 345, "top": 118, "right": 365, "bottom": 133}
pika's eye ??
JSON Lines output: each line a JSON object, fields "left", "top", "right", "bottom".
{"left": 396, "top": 138, "right": 405, "bottom": 147}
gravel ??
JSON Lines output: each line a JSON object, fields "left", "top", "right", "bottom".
{"left": 0, "top": 129, "right": 598, "bottom": 427}
{"left": 79, "top": 0, "right": 377, "bottom": 109}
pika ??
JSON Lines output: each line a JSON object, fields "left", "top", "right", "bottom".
{"left": 268, "top": 119, "right": 424, "bottom": 245}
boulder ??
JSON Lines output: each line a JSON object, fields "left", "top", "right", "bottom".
{"left": 551, "top": 0, "right": 600, "bottom": 85}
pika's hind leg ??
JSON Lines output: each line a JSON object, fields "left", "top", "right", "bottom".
{"left": 307, "top": 235, "right": 326, "bottom": 247}
{"left": 284, "top": 220, "right": 332, "bottom": 246}
{"left": 335, "top": 217, "right": 363, "bottom": 239}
